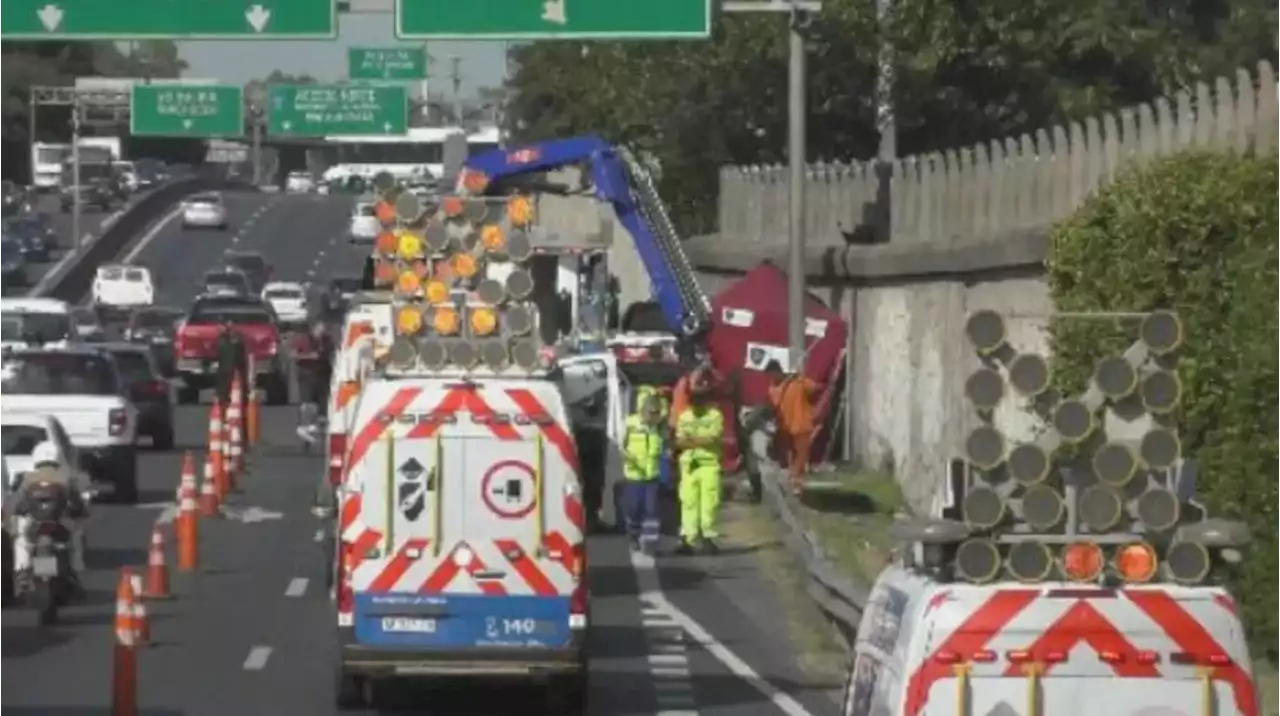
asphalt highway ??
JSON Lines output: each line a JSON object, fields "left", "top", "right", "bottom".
{"left": 13, "top": 194, "right": 112, "bottom": 296}
{"left": 1, "top": 191, "right": 843, "bottom": 716}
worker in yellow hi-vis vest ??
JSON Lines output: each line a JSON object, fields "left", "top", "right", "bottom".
{"left": 675, "top": 375, "right": 725, "bottom": 555}
{"left": 622, "top": 396, "right": 665, "bottom": 554}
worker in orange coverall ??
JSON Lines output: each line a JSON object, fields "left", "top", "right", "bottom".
{"left": 766, "top": 361, "right": 820, "bottom": 495}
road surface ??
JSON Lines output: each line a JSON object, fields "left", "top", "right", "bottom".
{"left": 1, "top": 192, "right": 842, "bottom": 716}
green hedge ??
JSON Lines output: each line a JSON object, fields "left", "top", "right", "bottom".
{"left": 1046, "top": 151, "right": 1278, "bottom": 659}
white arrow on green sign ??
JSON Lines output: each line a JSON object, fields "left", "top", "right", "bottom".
{"left": 1, "top": 0, "right": 335, "bottom": 39}
{"left": 348, "top": 47, "right": 428, "bottom": 81}
{"left": 395, "top": 0, "right": 711, "bottom": 39}
{"left": 131, "top": 85, "right": 245, "bottom": 138}
{"left": 267, "top": 84, "right": 408, "bottom": 137}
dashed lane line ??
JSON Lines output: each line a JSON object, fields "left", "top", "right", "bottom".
{"left": 629, "top": 550, "right": 820, "bottom": 716}
{"left": 242, "top": 645, "right": 273, "bottom": 671}
{"left": 313, "top": 529, "right": 325, "bottom": 543}
{"left": 284, "top": 577, "right": 309, "bottom": 598}
{"left": 642, "top": 602, "right": 699, "bottom": 714}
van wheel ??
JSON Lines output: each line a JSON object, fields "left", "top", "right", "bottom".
{"left": 546, "top": 666, "right": 588, "bottom": 716}
{"left": 334, "top": 668, "right": 366, "bottom": 710}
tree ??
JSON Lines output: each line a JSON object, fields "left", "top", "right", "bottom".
{"left": 503, "top": 0, "right": 1277, "bottom": 232}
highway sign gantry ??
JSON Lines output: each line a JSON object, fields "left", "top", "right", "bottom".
{"left": 130, "top": 85, "right": 245, "bottom": 138}
{"left": 395, "top": 0, "right": 712, "bottom": 39}
{"left": 267, "top": 85, "right": 409, "bottom": 137}
{"left": 348, "top": 47, "right": 429, "bottom": 81}
{"left": 2, "top": 0, "right": 336, "bottom": 39}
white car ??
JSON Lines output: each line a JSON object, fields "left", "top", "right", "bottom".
{"left": 348, "top": 202, "right": 380, "bottom": 244}
{"left": 0, "top": 297, "right": 76, "bottom": 350}
{"left": 92, "top": 264, "right": 154, "bottom": 316}
{"left": 0, "top": 345, "right": 138, "bottom": 502}
{"left": 261, "top": 281, "right": 309, "bottom": 325}
{"left": 113, "top": 161, "right": 139, "bottom": 193}
{"left": 1, "top": 413, "right": 87, "bottom": 493}
{"left": 286, "top": 171, "right": 316, "bottom": 194}
{"left": 181, "top": 192, "right": 228, "bottom": 230}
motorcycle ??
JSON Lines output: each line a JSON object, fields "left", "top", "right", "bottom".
{"left": 14, "top": 482, "right": 87, "bottom": 625}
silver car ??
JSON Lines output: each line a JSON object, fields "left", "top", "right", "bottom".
{"left": 181, "top": 192, "right": 228, "bottom": 230}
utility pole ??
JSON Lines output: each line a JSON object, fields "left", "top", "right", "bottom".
{"left": 874, "top": 0, "right": 896, "bottom": 161}
{"left": 250, "top": 106, "right": 264, "bottom": 186}
{"left": 723, "top": 0, "right": 822, "bottom": 372}
{"left": 449, "top": 55, "right": 463, "bottom": 126}
{"left": 71, "top": 96, "right": 82, "bottom": 249}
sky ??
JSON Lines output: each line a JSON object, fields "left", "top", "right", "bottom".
{"left": 175, "top": 14, "right": 509, "bottom": 100}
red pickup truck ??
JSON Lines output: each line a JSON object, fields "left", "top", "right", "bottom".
{"left": 174, "top": 298, "right": 290, "bottom": 405}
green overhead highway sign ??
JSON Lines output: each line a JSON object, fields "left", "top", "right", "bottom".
{"left": 1, "top": 0, "right": 335, "bottom": 39}
{"left": 395, "top": 0, "right": 711, "bottom": 39}
{"left": 267, "top": 85, "right": 409, "bottom": 137}
{"left": 131, "top": 85, "right": 245, "bottom": 138}
{"left": 348, "top": 47, "right": 429, "bottom": 81}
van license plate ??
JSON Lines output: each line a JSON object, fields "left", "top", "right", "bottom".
{"left": 381, "top": 617, "right": 436, "bottom": 634}
{"left": 31, "top": 556, "right": 58, "bottom": 577}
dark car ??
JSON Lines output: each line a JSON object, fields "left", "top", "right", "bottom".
{"left": 324, "top": 276, "right": 364, "bottom": 318}
{"left": 223, "top": 251, "right": 271, "bottom": 293}
{"left": 133, "top": 159, "right": 166, "bottom": 191}
{"left": 125, "top": 306, "right": 185, "bottom": 376}
{"left": 4, "top": 215, "right": 55, "bottom": 261}
{"left": 2, "top": 181, "right": 31, "bottom": 217}
{"left": 100, "top": 342, "right": 174, "bottom": 450}
{"left": 1, "top": 236, "right": 27, "bottom": 290}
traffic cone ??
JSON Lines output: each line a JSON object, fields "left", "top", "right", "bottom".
{"left": 227, "top": 399, "right": 244, "bottom": 483}
{"left": 128, "top": 571, "right": 150, "bottom": 645}
{"left": 111, "top": 569, "right": 139, "bottom": 716}
{"left": 247, "top": 380, "right": 261, "bottom": 448}
{"left": 209, "top": 401, "right": 230, "bottom": 498}
{"left": 174, "top": 449, "right": 197, "bottom": 503}
{"left": 143, "top": 527, "right": 171, "bottom": 600}
{"left": 177, "top": 452, "right": 199, "bottom": 573}
{"left": 199, "top": 452, "right": 221, "bottom": 518}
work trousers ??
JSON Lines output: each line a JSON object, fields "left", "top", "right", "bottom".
{"left": 621, "top": 479, "right": 661, "bottom": 550}
{"left": 780, "top": 430, "right": 814, "bottom": 490}
{"left": 678, "top": 463, "right": 722, "bottom": 542}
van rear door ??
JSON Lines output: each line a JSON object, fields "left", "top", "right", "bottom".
{"left": 349, "top": 383, "right": 580, "bottom": 651}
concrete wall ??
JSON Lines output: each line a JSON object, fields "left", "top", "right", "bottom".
{"left": 687, "top": 60, "right": 1277, "bottom": 514}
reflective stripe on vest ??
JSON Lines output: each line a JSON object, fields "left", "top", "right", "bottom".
{"left": 623, "top": 414, "right": 663, "bottom": 480}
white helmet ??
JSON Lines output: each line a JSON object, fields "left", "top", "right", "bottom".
{"left": 31, "top": 441, "right": 60, "bottom": 468}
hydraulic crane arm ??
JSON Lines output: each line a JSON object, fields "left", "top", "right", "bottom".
{"left": 461, "top": 135, "right": 711, "bottom": 340}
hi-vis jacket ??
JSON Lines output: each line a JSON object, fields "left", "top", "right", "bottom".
{"left": 623, "top": 414, "right": 662, "bottom": 481}
{"left": 676, "top": 406, "right": 724, "bottom": 471}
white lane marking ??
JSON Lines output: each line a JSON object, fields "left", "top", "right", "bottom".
{"left": 242, "top": 645, "right": 273, "bottom": 671}
{"left": 285, "top": 577, "right": 309, "bottom": 597}
{"left": 121, "top": 206, "right": 183, "bottom": 263}
{"left": 314, "top": 529, "right": 325, "bottom": 542}
{"left": 630, "top": 550, "right": 820, "bottom": 716}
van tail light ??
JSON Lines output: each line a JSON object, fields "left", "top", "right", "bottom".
{"left": 108, "top": 408, "right": 128, "bottom": 437}
{"left": 569, "top": 542, "right": 587, "bottom": 615}
{"left": 327, "top": 434, "right": 347, "bottom": 486}
{"left": 336, "top": 542, "right": 355, "bottom": 615}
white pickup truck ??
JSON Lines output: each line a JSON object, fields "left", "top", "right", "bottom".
{"left": 92, "top": 264, "right": 155, "bottom": 319}
{"left": 0, "top": 346, "right": 138, "bottom": 502}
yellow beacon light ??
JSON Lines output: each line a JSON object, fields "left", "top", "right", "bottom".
{"left": 481, "top": 224, "right": 506, "bottom": 252}
{"left": 452, "top": 253, "right": 479, "bottom": 279}
{"left": 425, "top": 279, "right": 450, "bottom": 304}
{"left": 396, "top": 305, "right": 424, "bottom": 335}
{"left": 507, "top": 196, "right": 534, "bottom": 227}
{"left": 396, "top": 270, "right": 421, "bottom": 295}
{"left": 433, "top": 307, "right": 461, "bottom": 335}
{"left": 397, "top": 231, "right": 424, "bottom": 260}
{"left": 470, "top": 306, "right": 498, "bottom": 336}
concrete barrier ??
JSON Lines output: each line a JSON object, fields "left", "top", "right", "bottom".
{"left": 37, "top": 178, "right": 259, "bottom": 302}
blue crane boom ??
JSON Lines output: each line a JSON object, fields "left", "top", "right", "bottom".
{"left": 460, "top": 135, "right": 711, "bottom": 340}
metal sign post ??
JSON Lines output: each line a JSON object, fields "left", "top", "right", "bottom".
{"left": 722, "top": 0, "right": 822, "bottom": 372}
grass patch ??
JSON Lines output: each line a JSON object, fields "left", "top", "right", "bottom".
{"left": 1259, "top": 660, "right": 1279, "bottom": 716}
{"left": 798, "top": 468, "right": 904, "bottom": 585}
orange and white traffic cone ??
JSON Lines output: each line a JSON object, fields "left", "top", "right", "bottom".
{"left": 209, "top": 401, "right": 229, "bottom": 498}
{"left": 247, "top": 379, "right": 261, "bottom": 448}
{"left": 176, "top": 452, "right": 199, "bottom": 573}
{"left": 112, "top": 569, "right": 139, "bottom": 716}
{"left": 128, "top": 571, "right": 150, "bottom": 646}
{"left": 227, "top": 398, "right": 244, "bottom": 483}
{"left": 199, "top": 452, "right": 221, "bottom": 518}
{"left": 143, "top": 527, "right": 171, "bottom": 600}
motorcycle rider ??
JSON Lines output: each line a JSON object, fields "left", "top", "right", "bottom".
{"left": 8, "top": 442, "right": 89, "bottom": 590}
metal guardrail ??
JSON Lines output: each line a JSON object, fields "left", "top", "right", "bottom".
{"left": 36, "top": 172, "right": 259, "bottom": 302}
{"left": 752, "top": 456, "right": 871, "bottom": 651}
